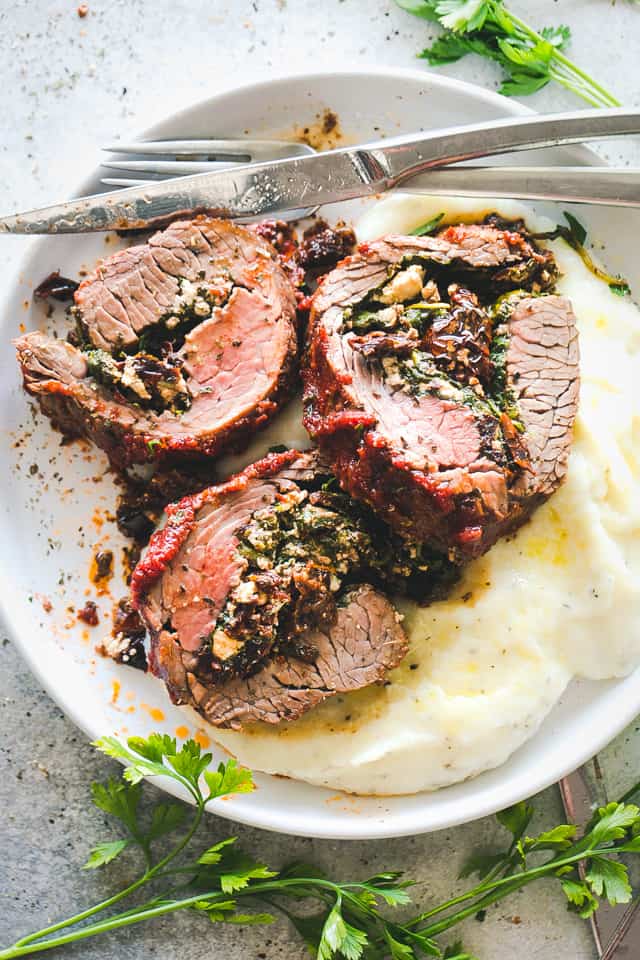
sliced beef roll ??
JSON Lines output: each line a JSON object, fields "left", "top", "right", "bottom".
{"left": 130, "top": 450, "right": 408, "bottom": 729}
{"left": 303, "top": 219, "right": 580, "bottom": 560}
{"left": 15, "top": 218, "right": 298, "bottom": 468}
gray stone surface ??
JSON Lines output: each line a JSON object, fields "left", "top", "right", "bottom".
{"left": 1, "top": 2, "right": 640, "bottom": 958}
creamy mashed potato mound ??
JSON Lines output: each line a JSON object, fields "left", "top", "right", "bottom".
{"left": 212, "top": 195, "right": 640, "bottom": 795}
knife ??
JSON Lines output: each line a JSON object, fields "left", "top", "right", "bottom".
{"left": 560, "top": 766, "right": 640, "bottom": 958}
{"left": 2, "top": 107, "right": 640, "bottom": 234}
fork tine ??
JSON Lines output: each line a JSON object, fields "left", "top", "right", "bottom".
{"left": 103, "top": 139, "right": 315, "bottom": 161}
{"left": 100, "top": 177, "right": 150, "bottom": 187}
{"left": 101, "top": 159, "right": 238, "bottom": 175}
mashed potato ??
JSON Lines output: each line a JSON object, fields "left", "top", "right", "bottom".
{"left": 212, "top": 195, "right": 640, "bottom": 795}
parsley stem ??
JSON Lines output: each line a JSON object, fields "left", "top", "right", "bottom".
{"left": 10, "top": 876, "right": 153, "bottom": 950}
{"left": 0, "top": 878, "right": 349, "bottom": 959}
{"left": 410, "top": 845, "right": 610, "bottom": 936}
{"left": 419, "top": 871, "right": 539, "bottom": 937}
{"left": 12, "top": 802, "right": 205, "bottom": 951}
{"left": 0, "top": 894, "right": 215, "bottom": 958}
{"left": 504, "top": 8, "right": 620, "bottom": 107}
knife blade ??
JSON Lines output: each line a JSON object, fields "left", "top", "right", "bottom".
{"left": 560, "top": 766, "right": 640, "bottom": 958}
{"left": 2, "top": 107, "right": 640, "bottom": 233}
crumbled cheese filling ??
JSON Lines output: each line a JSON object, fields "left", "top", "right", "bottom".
{"left": 120, "top": 358, "right": 152, "bottom": 400}
{"left": 377, "top": 264, "right": 425, "bottom": 304}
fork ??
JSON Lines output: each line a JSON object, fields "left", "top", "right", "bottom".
{"left": 100, "top": 138, "right": 316, "bottom": 188}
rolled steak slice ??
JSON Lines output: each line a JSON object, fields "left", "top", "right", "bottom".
{"left": 303, "top": 220, "right": 579, "bottom": 559}
{"left": 168, "top": 584, "right": 406, "bottom": 729}
{"left": 15, "top": 218, "right": 298, "bottom": 468}
{"left": 131, "top": 450, "right": 408, "bottom": 728}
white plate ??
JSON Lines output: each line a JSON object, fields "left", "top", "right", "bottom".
{"left": 2, "top": 67, "right": 639, "bottom": 839}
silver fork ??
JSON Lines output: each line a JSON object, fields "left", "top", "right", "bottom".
{"left": 100, "top": 138, "right": 316, "bottom": 188}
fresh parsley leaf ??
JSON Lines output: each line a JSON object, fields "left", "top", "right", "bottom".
{"left": 401, "top": 927, "right": 441, "bottom": 957}
{"left": 410, "top": 213, "right": 446, "bottom": 236}
{"left": 540, "top": 24, "right": 571, "bottom": 50}
{"left": 458, "top": 850, "right": 507, "bottom": 880}
{"left": 193, "top": 898, "right": 236, "bottom": 915}
{"left": 497, "top": 36, "right": 553, "bottom": 71}
{"left": 203, "top": 757, "right": 254, "bottom": 799}
{"left": 280, "top": 860, "right": 328, "bottom": 881}
{"left": 127, "top": 732, "right": 178, "bottom": 763}
{"left": 319, "top": 903, "right": 348, "bottom": 960}
{"left": 83, "top": 839, "right": 129, "bottom": 870}
{"left": 618, "top": 835, "right": 640, "bottom": 852}
{"left": 95, "top": 736, "right": 253, "bottom": 802}
{"left": 220, "top": 912, "right": 276, "bottom": 925}
{"left": 198, "top": 836, "right": 238, "bottom": 865}
{"left": 200, "top": 845, "right": 277, "bottom": 894}
{"left": 435, "top": 0, "right": 490, "bottom": 33}
{"left": 95, "top": 736, "right": 171, "bottom": 786}
{"left": 610, "top": 281, "right": 631, "bottom": 296}
{"left": 587, "top": 802, "right": 640, "bottom": 845}
{"left": 383, "top": 928, "right": 415, "bottom": 960}
{"left": 319, "top": 903, "right": 368, "bottom": 960}
{"left": 167, "top": 739, "right": 212, "bottom": 783}
{"left": 496, "top": 800, "right": 534, "bottom": 841}
{"left": 90, "top": 778, "right": 141, "bottom": 836}
{"left": 146, "top": 802, "right": 187, "bottom": 841}
{"left": 370, "top": 885, "right": 413, "bottom": 908}
{"left": 585, "top": 857, "right": 633, "bottom": 906}
{"left": 362, "top": 872, "right": 413, "bottom": 906}
{"left": 499, "top": 73, "right": 550, "bottom": 96}
{"left": 517, "top": 824, "right": 577, "bottom": 861}
{"left": 339, "top": 921, "right": 370, "bottom": 960}
{"left": 419, "top": 34, "right": 472, "bottom": 64}
{"left": 220, "top": 859, "right": 277, "bottom": 894}
{"left": 394, "top": 0, "right": 440, "bottom": 21}
{"left": 195, "top": 900, "right": 275, "bottom": 925}
{"left": 560, "top": 876, "right": 599, "bottom": 918}
{"left": 288, "top": 911, "right": 331, "bottom": 955}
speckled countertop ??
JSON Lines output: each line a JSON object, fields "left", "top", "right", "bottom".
{"left": 2, "top": 2, "right": 640, "bottom": 958}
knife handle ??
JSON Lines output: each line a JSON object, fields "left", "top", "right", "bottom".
{"left": 374, "top": 108, "right": 640, "bottom": 185}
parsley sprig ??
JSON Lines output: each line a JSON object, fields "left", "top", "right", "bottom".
{"left": 2, "top": 733, "right": 640, "bottom": 959}
{"left": 395, "top": 0, "right": 621, "bottom": 106}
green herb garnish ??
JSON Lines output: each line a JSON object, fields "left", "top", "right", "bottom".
{"left": 410, "top": 212, "right": 446, "bottom": 236}
{"left": 3, "top": 734, "right": 640, "bottom": 959}
{"left": 395, "top": 0, "right": 620, "bottom": 107}
{"left": 534, "top": 211, "right": 632, "bottom": 295}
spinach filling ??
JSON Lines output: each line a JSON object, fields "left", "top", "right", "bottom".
{"left": 85, "top": 349, "right": 192, "bottom": 415}
{"left": 72, "top": 274, "right": 235, "bottom": 416}
{"left": 342, "top": 227, "right": 554, "bottom": 446}
{"left": 207, "top": 478, "right": 457, "bottom": 680}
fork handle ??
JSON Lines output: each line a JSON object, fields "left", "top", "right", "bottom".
{"left": 404, "top": 165, "right": 640, "bottom": 207}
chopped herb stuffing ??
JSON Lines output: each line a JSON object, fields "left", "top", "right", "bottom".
{"left": 209, "top": 480, "right": 456, "bottom": 680}
{"left": 341, "top": 217, "right": 554, "bottom": 462}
